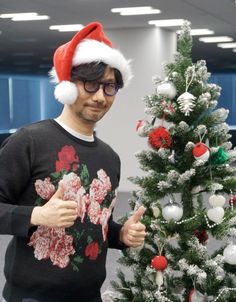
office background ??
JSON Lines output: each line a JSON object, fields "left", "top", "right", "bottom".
{"left": 0, "top": 0, "right": 236, "bottom": 296}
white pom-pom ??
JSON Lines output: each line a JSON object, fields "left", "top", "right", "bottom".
{"left": 54, "top": 81, "right": 78, "bottom": 104}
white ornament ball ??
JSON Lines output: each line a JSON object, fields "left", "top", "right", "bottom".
{"left": 207, "top": 207, "right": 224, "bottom": 224}
{"left": 162, "top": 202, "right": 183, "bottom": 222}
{"left": 208, "top": 194, "right": 225, "bottom": 208}
{"left": 156, "top": 81, "right": 177, "bottom": 99}
{"left": 223, "top": 245, "right": 236, "bottom": 265}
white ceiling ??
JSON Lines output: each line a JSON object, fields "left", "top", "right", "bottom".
{"left": 0, "top": 0, "right": 236, "bottom": 75}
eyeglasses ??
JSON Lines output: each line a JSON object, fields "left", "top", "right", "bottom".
{"left": 82, "top": 80, "right": 120, "bottom": 96}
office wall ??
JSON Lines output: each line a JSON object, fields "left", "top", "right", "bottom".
{"left": 96, "top": 27, "right": 177, "bottom": 191}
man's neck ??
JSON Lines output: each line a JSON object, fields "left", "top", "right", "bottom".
{"left": 57, "top": 107, "right": 95, "bottom": 136}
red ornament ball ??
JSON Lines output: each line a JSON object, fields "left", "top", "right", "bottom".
{"left": 151, "top": 255, "right": 168, "bottom": 271}
{"left": 148, "top": 127, "right": 172, "bottom": 149}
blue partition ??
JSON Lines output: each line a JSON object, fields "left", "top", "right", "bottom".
{"left": 0, "top": 75, "right": 62, "bottom": 132}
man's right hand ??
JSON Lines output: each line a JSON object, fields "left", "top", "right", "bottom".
{"left": 30, "top": 181, "right": 78, "bottom": 228}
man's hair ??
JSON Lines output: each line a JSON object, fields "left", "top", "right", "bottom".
{"left": 71, "top": 62, "right": 124, "bottom": 88}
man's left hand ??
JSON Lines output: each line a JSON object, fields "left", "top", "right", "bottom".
{"left": 119, "top": 206, "right": 146, "bottom": 248}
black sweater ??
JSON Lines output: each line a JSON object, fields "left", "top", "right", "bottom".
{"left": 0, "top": 120, "right": 123, "bottom": 302}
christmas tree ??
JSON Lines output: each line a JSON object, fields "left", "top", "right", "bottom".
{"left": 104, "top": 21, "right": 236, "bottom": 302}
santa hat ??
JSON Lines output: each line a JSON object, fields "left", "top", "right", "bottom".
{"left": 49, "top": 21, "right": 132, "bottom": 104}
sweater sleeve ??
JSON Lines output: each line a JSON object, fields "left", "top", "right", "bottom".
{"left": 107, "top": 215, "right": 126, "bottom": 250}
{"left": 0, "top": 128, "right": 35, "bottom": 237}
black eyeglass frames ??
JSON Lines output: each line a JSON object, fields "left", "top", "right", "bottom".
{"left": 82, "top": 80, "right": 120, "bottom": 96}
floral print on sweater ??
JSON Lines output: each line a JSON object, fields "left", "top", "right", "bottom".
{"left": 29, "top": 145, "right": 117, "bottom": 270}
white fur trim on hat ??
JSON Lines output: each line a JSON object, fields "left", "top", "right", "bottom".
{"left": 54, "top": 81, "right": 78, "bottom": 104}
{"left": 72, "top": 39, "right": 132, "bottom": 86}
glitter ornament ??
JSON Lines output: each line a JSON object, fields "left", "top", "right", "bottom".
{"left": 189, "top": 289, "right": 208, "bottom": 302}
{"left": 136, "top": 119, "right": 149, "bottom": 137}
{"left": 162, "top": 202, "right": 183, "bottom": 222}
{"left": 192, "top": 142, "right": 210, "bottom": 161}
{"left": 223, "top": 244, "right": 236, "bottom": 265}
{"left": 151, "top": 255, "right": 168, "bottom": 271}
{"left": 229, "top": 195, "right": 236, "bottom": 206}
{"left": 207, "top": 207, "right": 224, "bottom": 224}
{"left": 148, "top": 127, "right": 172, "bottom": 149}
{"left": 210, "top": 146, "right": 228, "bottom": 164}
{"left": 156, "top": 80, "right": 177, "bottom": 99}
{"left": 193, "top": 230, "right": 208, "bottom": 245}
{"left": 151, "top": 205, "right": 160, "bottom": 218}
{"left": 208, "top": 194, "right": 225, "bottom": 208}
{"left": 177, "top": 92, "right": 196, "bottom": 116}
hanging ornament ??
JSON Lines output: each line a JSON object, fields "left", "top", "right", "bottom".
{"left": 156, "top": 80, "right": 177, "bottom": 99}
{"left": 162, "top": 200, "right": 183, "bottom": 222}
{"left": 177, "top": 92, "right": 196, "bottom": 116}
{"left": 192, "top": 142, "right": 210, "bottom": 161}
{"left": 148, "top": 126, "right": 172, "bottom": 149}
{"left": 208, "top": 194, "right": 225, "bottom": 208}
{"left": 193, "top": 230, "right": 208, "bottom": 245}
{"left": 151, "top": 205, "right": 160, "bottom": 218}
{"left": 136, "top": 119, "right": 149, "bottom": 137}
{"left": 151, "top": 255, "right": 168, "bottom": 271}
{"left": 207, "top": 207, "right": 224, "bottom": 224}
{"left": 177, "top": 66, "right": 196, "bottom": 116}
{"left": 229, "top": 195, "right": 236, "bottom": 207}
{"left": 223, "top": 244, "right": 236, "bottom": 265}
{"left": 210, "top": 146, "right": 228, "bottom": 164}
{"left": 151, "top": 255, "right": 168, "bottom": 287}
{"left": 189, "top": 289, "right": 208, "bottom": 302}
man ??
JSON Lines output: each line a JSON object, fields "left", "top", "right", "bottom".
{"left": 0, "top": 22, "right": 146, "bottom": 302}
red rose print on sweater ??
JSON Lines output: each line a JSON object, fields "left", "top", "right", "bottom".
{"left": 56, "top": 145, "right": 79, "bottom": 173}
{"left": 85, "top": 241, "right": 99, "bottom": 260}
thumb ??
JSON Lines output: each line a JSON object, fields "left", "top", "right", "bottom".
{"left": 130, "top": 206, "right": 146, "bottom": 223}
{"left": 53, "top": 180, "right": 65, "bottom": 199}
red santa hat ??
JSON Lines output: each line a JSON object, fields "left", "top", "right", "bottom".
{"left": 49, "top": 21, "right": 132, "bottom": 104}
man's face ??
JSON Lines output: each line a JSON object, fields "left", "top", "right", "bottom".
{"left": 70, "top": 66, "right": 116, "bottom": 125}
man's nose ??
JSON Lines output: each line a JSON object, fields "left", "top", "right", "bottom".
{"left": 92, "top": 85, "right": 106, "bottom": 102}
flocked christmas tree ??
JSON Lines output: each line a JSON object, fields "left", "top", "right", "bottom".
{"left": 104, "top": 21, "right": 236, "bottom": 302}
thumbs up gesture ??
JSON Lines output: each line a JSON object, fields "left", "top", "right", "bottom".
{"left": 31, "top": 181, "right": 78, "bottom": 228}
{"left": 119, "top": 206, "right": 146, "bottom": 248}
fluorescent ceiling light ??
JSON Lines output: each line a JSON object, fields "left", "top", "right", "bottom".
{"left": 217, "top": 42, "right": 236, "bottom": 48}
{"left": 149, "top": 19, "right": 185, "bottom": 27}
{"left": 0, "top": 12, "right": 49, "bottom": 21}
{"left": 0, "top": 12, "right": 37, "bottom": 18}
{"left": 199, "top": 36, "right": 233, "bottom": 43}
{"left": 190, "top": 29, "right": 214, "bottom": 36}
{"left": 12, "top": 15, "right": 49, "bottom": 21}
{"left": 111, "top": 6, "right": 161, "bottom": 16}
{"left": 49, "top": 24, "right": 84, "bottom": 32}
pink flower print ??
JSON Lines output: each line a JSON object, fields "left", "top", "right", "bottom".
{"left": 49, "top": 228, "right": 75, "bottom": 268}
{"left": 29, "top": 226, "right": 75, "bottom": 269}
{"left": 97, "top": 169, "right": 112, "bottom": 191}
{"left": 28, "top": 226, "right": 51, "bottom": 259}
{"left": 100, "top": 208, "right": 112, "bottom": 241}
{"left": 35, "top": 178, "right": 55, "bottom": 200}
{"left": 62, "top": 172, "right": 82, "bottom": 201}
{"left": 87, "top": 201, "right": 101, "bottom": 224}
{"left": 56, "top": 145, "right": 79, "bottom": 173}
{"left": 90, "top": 179, "right": 108, "bottom": 204}
{"left": 76, "top": 188, "right": 87, "bottom": 223}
